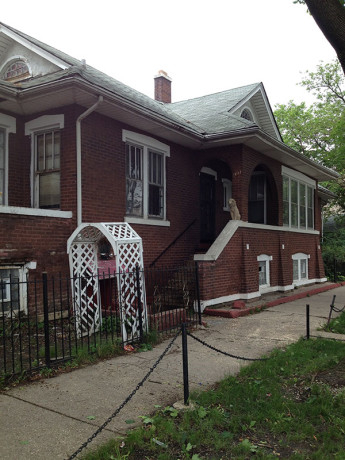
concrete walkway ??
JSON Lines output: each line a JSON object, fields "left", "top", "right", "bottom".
{"left": 1, "top": 284, "right": 345, "bottom": 460}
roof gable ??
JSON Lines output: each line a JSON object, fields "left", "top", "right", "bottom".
{"left": 169, "top": 83, "right": 282, "bottom": 141}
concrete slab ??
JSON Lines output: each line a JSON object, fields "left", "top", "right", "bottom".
{"left": 1, "top": 284, "right": 345, "bottom": 459}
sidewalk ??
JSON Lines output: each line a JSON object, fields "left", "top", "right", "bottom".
{"left": 1, "top": 283, "right": 345, "bottom": 460}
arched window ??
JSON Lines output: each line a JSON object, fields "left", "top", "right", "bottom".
{"left": 240, "top": 108, "right": 254, "bottom": 121}
{"left": 4, "top": 60, "right": 30, "bottom": 81}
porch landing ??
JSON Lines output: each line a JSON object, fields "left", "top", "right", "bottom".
{"left": 203, "top": 281, "right": 345, "bottom": 318}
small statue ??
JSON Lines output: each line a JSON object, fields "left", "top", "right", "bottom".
{"left": 229, "top": 198, "right": 241, "bottom": 220}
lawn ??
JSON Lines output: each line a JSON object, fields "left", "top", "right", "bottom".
{"left": 82, "top": 337, "right": 345, "bottom": 459}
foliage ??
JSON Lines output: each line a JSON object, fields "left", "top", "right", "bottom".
{"left": 82, "top": 339, "right": 345, "bottom": 459}
{"left": 324, "top": 309, "right": 345, "bottom": 333}
{"left": 322, "top": 215, "right": 345, "bottom": 280}
{"left": 274, "top": 59, "right": 345, "bottom": 213}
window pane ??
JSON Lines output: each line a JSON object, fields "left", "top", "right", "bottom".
{"left": 258, "top": 261, "right": 267, "bottom": 286}
{"left": 149, "top": 184, "right": 163, "bottom": 217}
{"left": 300, "top": 259, "right": 307, "bottom": 279}
{"left": 291, "top": 180, "right": 298, "bottom": 227}
{"left": 299, "top": 183, "right": 306, "bottom": 228}
{"left": 54, "top": 132, "right": 60, "bottom": 169}
{"left": 37, "top": 134, "right": 45, "bottom": 171}
{"left": 307, "top": 187, "right": 314, "bottom": 229}
{"left": 0, "top": 128, "right": 4, "bottom": 205}
{"left": 126, "top": 144, "right": 143, "bottom": 216}
{"left": 39, "top": 172, "right": 60, "bottom": 208}
{"left": 293, "top": 260, "right": 299, "bottom": 281}
{"left": 282, "top": 176, "right": 289, "bottom": 225}
{"left": 45, "top": 133, "right": 53, "bottom": 170}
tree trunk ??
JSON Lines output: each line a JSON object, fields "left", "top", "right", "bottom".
{"left": 305, "top": 0, "right": 345, "bottom": 75}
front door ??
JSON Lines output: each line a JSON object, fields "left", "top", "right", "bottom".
{"left": 200, "top": 172, "right": 215, "bottom": 242}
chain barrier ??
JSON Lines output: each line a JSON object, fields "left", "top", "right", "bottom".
{"left": 67, "top": 330, "right": 181, "bottom": 460}
{"left": 331, "top": 304, "right": 345, "bottom": 314}
{"left": 187, "top": 331, "right": 268, "bottom": 362}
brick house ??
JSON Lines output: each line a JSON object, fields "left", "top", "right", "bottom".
{"left": 0, "top": 22, "right": 338, "bottom": 313}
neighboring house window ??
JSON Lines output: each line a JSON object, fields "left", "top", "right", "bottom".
{"left": 123, "top": 130, "right": 170, "bottom": 224}
{"left": 257, "top": 254, "right": 272, "bottom": 290}
{"left": 292, "top": 253, "right": 310, "bottom": 284}
{"left": 282, "top": 166, "right": 315, "bottom": 230}
{"left": 0, "top": 267, "right": 26, "bottom": 315}
{"left": 3, "top": 60, "right": 30, "bottom": 81}
{"left": 0, "top": 113, "right": 16, "bottom": 206}
{"left": 25, "top": 115, "right": 64, "bottom": 210}
{"left": 222, "top": 178, "right": 232, "bottom": 211}
{"left": 241, "top": 108, "right": 254, "bottom": 121}
{"left": 35, "top": 130, "right": 61, "bottom": 209}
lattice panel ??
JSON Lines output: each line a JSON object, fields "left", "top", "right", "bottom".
{"left": 104, "top": 223, "right": 139, "bottom": 240}
{"left": 118, "top": 241, "right": 147, "bottom": 342}
{"left": 70, "top": 243, "right": 101, "bottom": 337}
{"left": 76, "top": 227, "right": 102, "bottom": 243}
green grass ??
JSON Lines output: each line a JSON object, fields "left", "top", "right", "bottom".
{"left": 82, "top": 338, "right": 345, "bottom": 459}
{"left": 324, "top": 310, "right": 345, "bottom": 334}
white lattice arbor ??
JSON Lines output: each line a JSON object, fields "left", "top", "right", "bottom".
{"left": 67, "top": 223, "right": 147, "bottom": 341}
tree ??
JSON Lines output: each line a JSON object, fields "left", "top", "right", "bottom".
{"left": 274, "top": 59, "right": 345, "bottom": 212}
{"left": 295, "top": 0, "right": 345, "bottom": 75}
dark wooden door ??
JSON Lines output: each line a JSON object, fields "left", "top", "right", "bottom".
{"left": 200, "top": 173, "right": 215, "bottom": 242}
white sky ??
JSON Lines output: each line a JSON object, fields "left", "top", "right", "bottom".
{"left": 2, "top": 0, "right": 337, "bottom": 107}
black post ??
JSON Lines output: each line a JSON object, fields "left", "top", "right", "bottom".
{"left": 42, "top": 272, "right": 51, "bottom": 368}
{"left": 181, "top": 323, "right": 189, "bottom": 405}
{"left": 327, "top": 295, "right": 336, "bottom": 328}
{"left": 136, "top": 265, "right": 144, "bottom": 343}
{"left": 306, "top": 304, "right": 310, "bottom": 340}
{"left": 194, "top": 262, "right": 202, "bottom": 325}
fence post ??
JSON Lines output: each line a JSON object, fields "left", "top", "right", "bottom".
{"left": 135, "top": 265, "right": 144, "bottom": 343}
{"left": 327, "top": 295, "right": 337, "bottom": 328}
{"left": 194, "top": 262, "right": 202, "bottom": 325}
{"left": 181, "top": 323, "right": 189, "bottom": 405}
{"left": 42, "top": 272, "right": 51, "bottom": 368}
{"left": 334, "top": 258, "right": 337, "bottom": 283}
{"left": 306, "top": 304, "right": 310, "bottom": 340}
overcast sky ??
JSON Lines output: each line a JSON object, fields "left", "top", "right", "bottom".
{"left": 2, "top": 0, "right": 337, "bottom": 107}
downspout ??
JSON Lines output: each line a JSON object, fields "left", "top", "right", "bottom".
{"left": 76, "top": 95, "right": 103, "bottom": 226}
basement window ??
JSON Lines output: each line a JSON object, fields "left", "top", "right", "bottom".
{"left": 257, "top": 254, "right": 272, "bottom": 291}
{"left": 292, "top": 253, "right": 310, "bottom": 285}
{"left": 0, "top": 267, "right": 26, "bottom": 315}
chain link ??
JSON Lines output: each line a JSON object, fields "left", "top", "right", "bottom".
{"left": 187, "top": 331, "right": 268, "bottom": 362}
{"left": 67, "top": 330, "right": 181, "bottom": 459}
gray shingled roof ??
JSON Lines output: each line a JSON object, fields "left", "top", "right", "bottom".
{"left": 0, "top": 22, "right": 261, "bottom": 136}
{"left": 168, "top": 84, "right": 260, "bottom": 133}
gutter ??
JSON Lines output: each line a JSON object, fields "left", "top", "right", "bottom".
{"left": 76, "top": 95, "right": 103, "bottom": 226}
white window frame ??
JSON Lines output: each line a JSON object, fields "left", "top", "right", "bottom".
{"left": 0, "top": 113, "right": 16, "bottom": 206}
{"left": 257, "top": 254, "right": 272, "bottom": 291}
{"left": 25, "top": 115, "right": 64, "bottom": 209}
{"left": 122, "top": 130, "right": 170, "bottom": 227}
{"left": 222, "top": 178, "right": 232, "bottom": 211}
{"left": 282, "top": 166, "right": 315, "bottom": 230}
{"left": 292, "top": 252, "right": 310, "bottom": 285}
{"left": 0, "top": 265, "right": 27, "bottom": 315}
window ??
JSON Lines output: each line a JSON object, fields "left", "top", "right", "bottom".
{"left": 0, "top": 128, "right": 5, "bottom": 205}
{"left": 222, "top": 178, "right": 232, "bottom": 211}
{"left": 257, "top": 254, "right": 272, "bottom": 290}
{"left": 292, "top": 253, "right": 310, "bottom": 284}
{"left": 3, "top": 60, "right": 30, "bottom": 81}
{"left": 0, "top": 113, "right": 16, "bottom": 206}
{"left": 35, "top": 130, "right": 61, "bottom": 209}
{"left": 240, "top": 108, "right": 254, "bottom": 121}
{"left": 282, "top": 166, "right": 315, "bottom": 230}
{"left": 249, "top": 172, "right": 266, "bottom": 224}
{"left": 25, "top": 115, "right": 64, "bottom": 210}
{"left": 123, "top": 130, "right": 170, "bottom": 224}
{"left": 0, "top": 267, "right": 25, "bottom": 315}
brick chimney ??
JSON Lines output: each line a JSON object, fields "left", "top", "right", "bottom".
{"left": 154, "top": 70, "right": 172, "bottom": 103}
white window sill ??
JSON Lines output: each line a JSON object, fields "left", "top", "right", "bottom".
{"left": 125, "top": 216, "right": 170, "bottom": 227}
{"left": 0, "top": 205, "right": 72, "bottom": 218}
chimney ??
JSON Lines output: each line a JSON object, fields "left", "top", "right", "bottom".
{"left": 154, "top": 70, "right": 172, "bottom": 103}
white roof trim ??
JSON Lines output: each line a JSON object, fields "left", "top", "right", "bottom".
{"left": 0, "top": 24, "right": 69, "bottom": 70}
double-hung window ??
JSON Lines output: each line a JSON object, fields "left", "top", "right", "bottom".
{"left": 25, "top": 115, "right": 64, "bottom": 210}
{"left": 35, "top": 130, "right": 61, "bottom": 209}
{"left": 123, "top": 130, "right": 170, "bottom": 225}
{"left": 282, "top": 166, "right": 315, "bottom": 230}
{"left": 0, "top": 113, "right": 16, "bottom": 206}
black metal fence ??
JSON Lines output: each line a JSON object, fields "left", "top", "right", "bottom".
{"left": 324, "top": 257, "right": 345, "bottom": 283}
{"left": 0, "top": 264, "right": 201, "bottom": 380}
